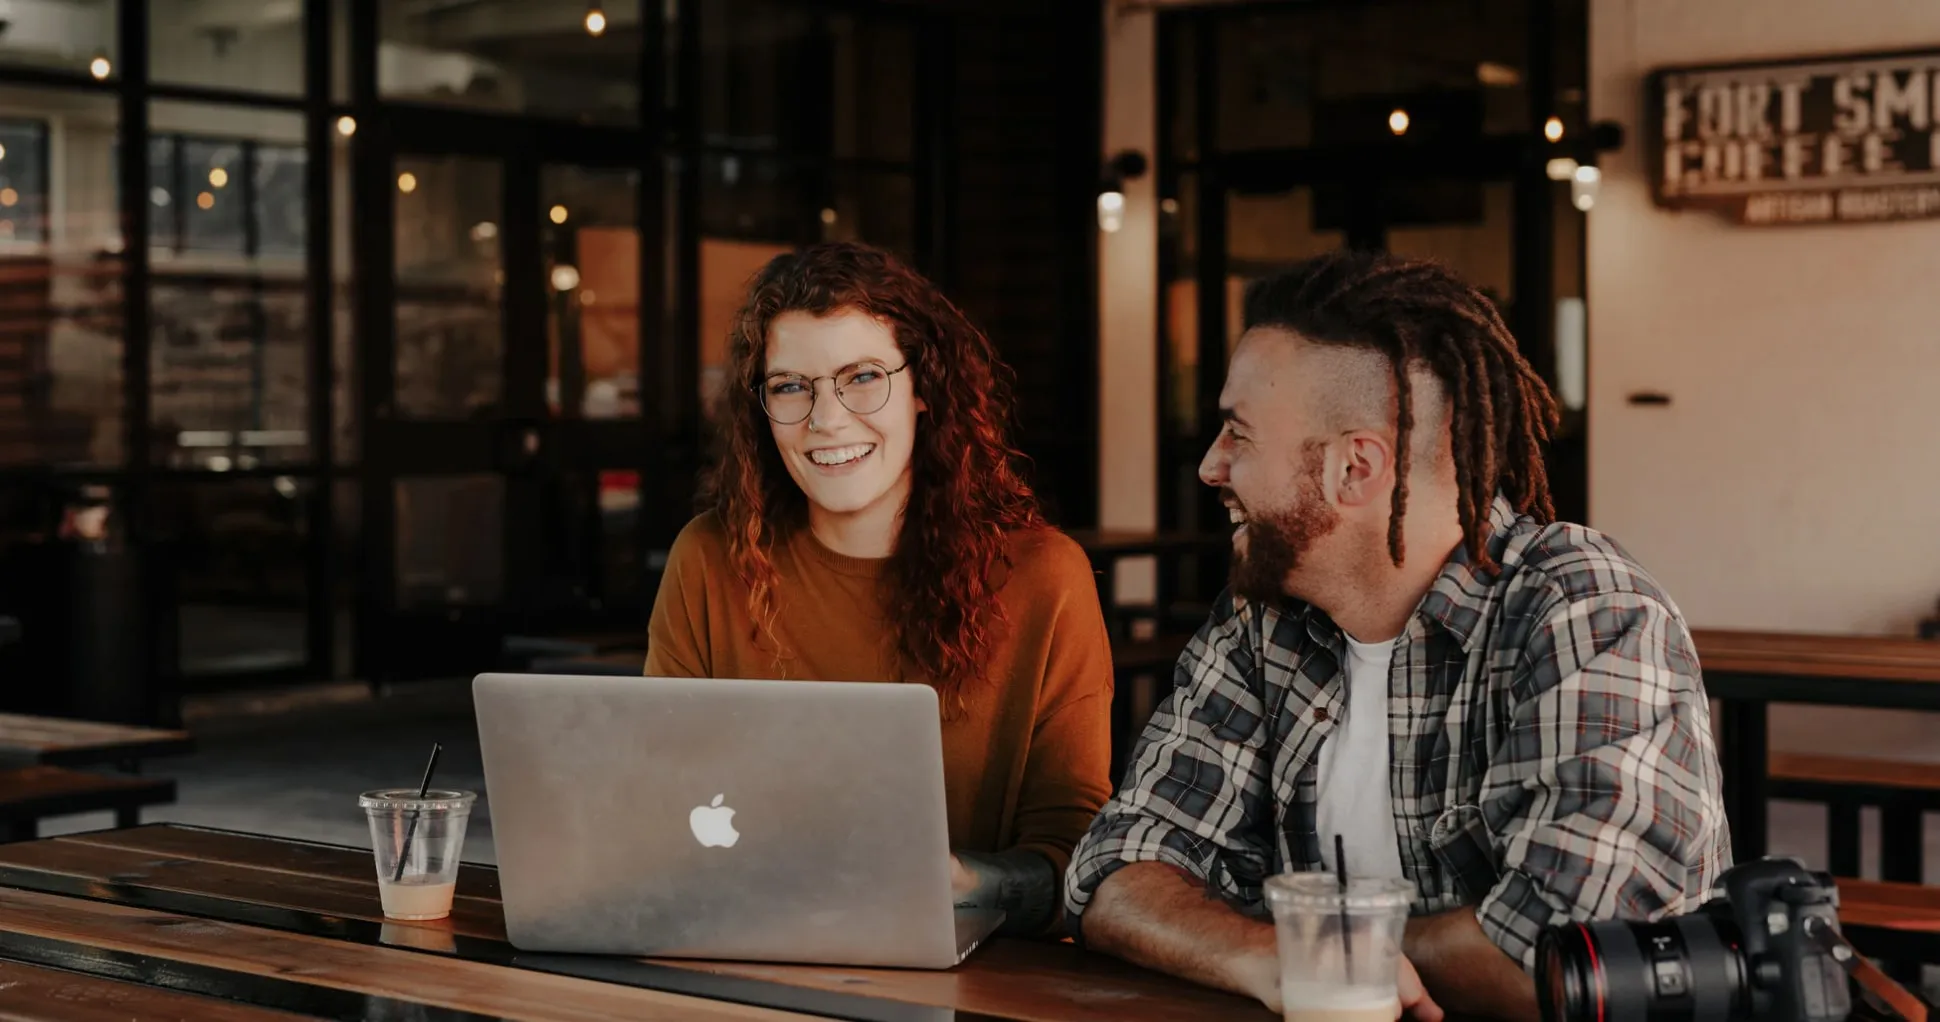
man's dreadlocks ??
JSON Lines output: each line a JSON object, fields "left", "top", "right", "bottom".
{"left": 1240, "top": 250, "right": 1560, "bottom": 574}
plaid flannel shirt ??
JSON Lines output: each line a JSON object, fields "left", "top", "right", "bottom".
{"left": 1065, "top": 497, "right": 1731, "bottom": 970}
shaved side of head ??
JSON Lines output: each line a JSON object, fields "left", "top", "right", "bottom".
{"left": 1282, "top": 332, "right": 1452, "bottom": 479}
{"left": 1237, "top": 251, "right": 1559, "bottom": 573}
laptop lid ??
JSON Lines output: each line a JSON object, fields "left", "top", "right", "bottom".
{"left": 474, "top": 673, "right": 976, "bottom": 968}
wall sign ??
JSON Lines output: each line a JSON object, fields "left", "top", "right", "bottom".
{"left": 1648, "top": 48, "right": 1940, "bottom": 225}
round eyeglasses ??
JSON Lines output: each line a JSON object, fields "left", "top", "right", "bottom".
{"left": 757, "top": 362, "right": 909, "bottom": 425}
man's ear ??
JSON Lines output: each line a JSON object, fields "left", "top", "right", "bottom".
{"left": 1336, "top": 430, "right": 1395, "bottom": 509}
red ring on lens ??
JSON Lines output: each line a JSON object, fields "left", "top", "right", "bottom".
{"left": 1576, "top": 923, "right": 1606, "bottom": 1022}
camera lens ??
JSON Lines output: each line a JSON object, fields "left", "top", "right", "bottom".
{"left": 1535, "top": 924, "right": 1598, "bottom": 1022}
{"left": 1534, "top": 908, "right": 1747, "bottom": 1022}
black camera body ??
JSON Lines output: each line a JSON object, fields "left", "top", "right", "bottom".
{"left": 1536, "top": 858, "right": 1855, "bottom": 1022}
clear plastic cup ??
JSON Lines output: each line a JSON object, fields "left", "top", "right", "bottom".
{"left": 359, "top": 788, "right": 475, "bottom": 921}
{"left": 1264, "top": 873, "right": 1415, "bottom": 1022}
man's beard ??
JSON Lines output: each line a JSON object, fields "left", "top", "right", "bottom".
{"left": 1228, "top": 447, "right": 1339, "bottom": 604}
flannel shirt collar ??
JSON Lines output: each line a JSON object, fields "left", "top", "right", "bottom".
{"left": 1414, "top": 494, "right": 1523, "bottom": 654}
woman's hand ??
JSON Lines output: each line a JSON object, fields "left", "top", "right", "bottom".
{"left": 950, "top": 854, "right": 979, "bottom": 902}
{"left": 948, "top": 849, "right": 1059, "bottom": 934}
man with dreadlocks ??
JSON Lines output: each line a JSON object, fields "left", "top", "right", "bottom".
{"left": 1064, "top": 251, "right": 1728, "bottom": 1020}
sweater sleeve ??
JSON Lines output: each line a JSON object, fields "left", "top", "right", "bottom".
{"left": 643, "top": 519, "right": 716, "bottom": 678}
{"left": 1006, "top": 534, "right": 1116, "bottom": 876}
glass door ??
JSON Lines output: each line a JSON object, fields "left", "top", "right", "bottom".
{"left": 354, "top": 110, "right": 658, "bottom": 681}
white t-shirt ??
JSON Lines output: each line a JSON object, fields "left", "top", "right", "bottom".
{"left": 1314, "top": 634, "right": 1407, "bottom": 880}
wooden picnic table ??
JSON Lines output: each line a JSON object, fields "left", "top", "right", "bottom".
{"left": 0, "top": 957, "right": 329, "bottom": 1021}
{"left": 0, "top": 824, "right": 1275, "bottom": 1022}
{"left": 0, "top": 712, "right": 194, "bottom": 768}
{"left": 1693, "top": 628, "right": 1940, "bottom": 863}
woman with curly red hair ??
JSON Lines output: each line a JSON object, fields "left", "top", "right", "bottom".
{"left": 645, "top": 241, "right": 1113, "bottom": 936}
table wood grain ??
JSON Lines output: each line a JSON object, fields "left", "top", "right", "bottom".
{"left": 0, "top": 825, "right": 1276, "bottom": 1022}
{"left": 0, "top": 958, "right": 316, "bottom": 1022}
{"left": 1692, "top": 629, "right": 1940, "bottom": 684}
{"left": 0, "top": 714, "right": 194, "bottom": 767}
{"left": 0, "top": 885, "right": 805, "bottom": 1021}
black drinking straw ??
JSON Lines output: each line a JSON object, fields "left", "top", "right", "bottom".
{"left": 392, "top": 742, "right": 443, "bottom": 883}
{"left": 1334, "top": 834, "right": 1354, "bottom": 984}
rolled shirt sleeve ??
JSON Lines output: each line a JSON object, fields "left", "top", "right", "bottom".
{"left": 1473, "top": 590, "right": 1731, "bottom": 969}
{"left": 1065, "top": 598, "right": 1280, "bottom": 931}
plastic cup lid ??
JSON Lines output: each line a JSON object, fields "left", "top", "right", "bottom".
{"left": 357, "top": 788, "right": 476, "bottom": 812}
{"left": 1264, "top": 872, "right": 1414, "bottom": 912}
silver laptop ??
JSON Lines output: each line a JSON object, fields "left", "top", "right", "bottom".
{"left": 472, "top": 672, "right": 1004, "bottom": 968}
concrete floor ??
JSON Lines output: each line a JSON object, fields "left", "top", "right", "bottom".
{"left": 43, "top": 678, "right": 498, "bottom": 863}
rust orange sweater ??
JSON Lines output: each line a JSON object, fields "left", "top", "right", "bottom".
{"left": 644, "top": 512, "right": 1114, "bottom": 873}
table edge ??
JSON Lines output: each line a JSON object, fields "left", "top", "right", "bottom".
{"left": 0, "top": 853, "right": 1007, "bottom": 1022}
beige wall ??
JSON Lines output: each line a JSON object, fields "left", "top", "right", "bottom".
{"left": 1099, "top": 1, "right": 1158, "bottom": 604}
{"left": 1590, "top": 0, "right": 1940, "bottom": 635}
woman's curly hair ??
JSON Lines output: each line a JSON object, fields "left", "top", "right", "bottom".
{"left": 702, "top": 242, "right": 1043, "bottom": 715}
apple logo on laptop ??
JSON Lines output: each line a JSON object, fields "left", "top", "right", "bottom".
{"left": 690, "top": 794, "right": 739, "bottom": 848}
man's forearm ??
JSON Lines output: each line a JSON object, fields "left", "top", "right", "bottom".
{"left": 1404, "top": 909, "right": 1537, "bottom": 1022}
{"left": 1080, "top": 861, "right": 1278, "bottom": 1006}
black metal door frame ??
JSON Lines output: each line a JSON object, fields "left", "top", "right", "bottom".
{"left": 336, "top": 0, "right": 947, "bottom": 682}
{"left": 348, "top": 102, "right": 664, "bottom": 682}
{"left": 1171, "top": 144, "right": 1553, "bottom": 580}
{"left": 1156, "top": 3, "right": 1600, "bottom": 561}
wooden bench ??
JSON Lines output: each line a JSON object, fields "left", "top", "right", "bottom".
{"left": 0, "top": 713, "right": 194, "bottom": 770}
{"left": 530, "top": 649, "right": 647, "bottom": 676}
{"left": 0, "top": 766, "right": 175, "bottom": 843}
{"left": 503, "top": 630, "right": 645, "bottom": 669}
{"left": 1767, "top": 752, "right": 1940, "bottom": 883}
{"left": 1835, "top": 877, "right": 1940, "bottom": 983}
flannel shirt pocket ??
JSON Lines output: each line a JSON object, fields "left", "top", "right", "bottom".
{"left": 1428, "top": 802, "right": 1502, "bottom": 903}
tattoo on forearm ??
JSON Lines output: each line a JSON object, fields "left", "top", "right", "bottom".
{"left": 954, "top": 849, "right": 1059, "bottom": 935}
